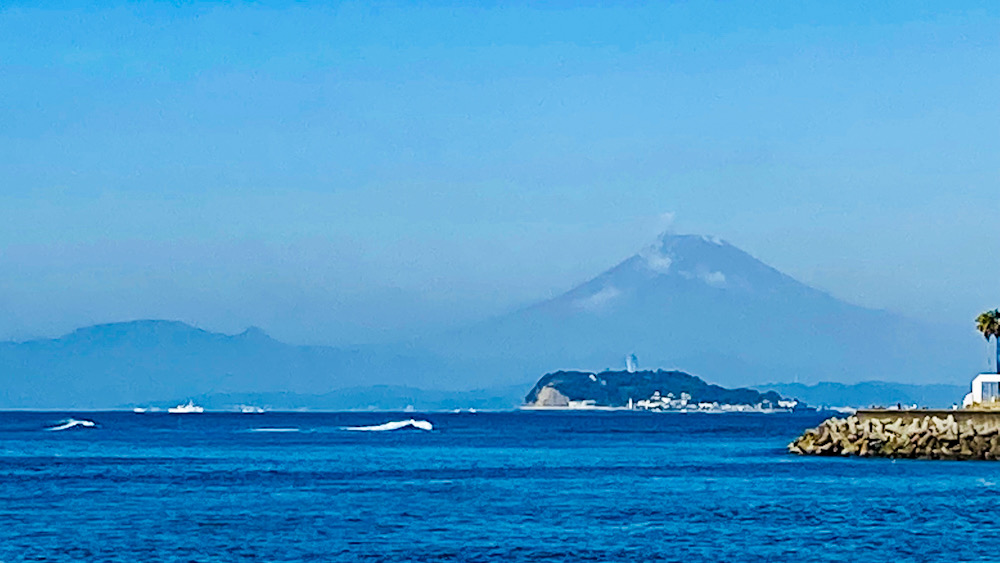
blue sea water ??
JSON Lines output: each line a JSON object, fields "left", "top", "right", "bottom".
{"left": 2, "top": 411, "right": 1000, "bottom": 562}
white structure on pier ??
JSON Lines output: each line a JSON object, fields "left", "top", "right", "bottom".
{"left": 963, "top": 373, "right": 1000, "bottom": 407}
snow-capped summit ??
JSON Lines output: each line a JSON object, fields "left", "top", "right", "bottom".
{"left": 554, "top": 233, "right": 820, "bottom": 317}
{"left": 436, "top": 232, "right": 976, "bottom": 388}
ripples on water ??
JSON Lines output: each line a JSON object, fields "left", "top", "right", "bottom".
{"left": 2, "top": 411, "right": 998, "bottom": 561}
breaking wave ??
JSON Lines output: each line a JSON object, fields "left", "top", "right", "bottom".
{"left": 344, "top": 419, "right": 433, "bottom": 432}
{"left": 46, "top": 419, "right": 97, "bottom": 432}
{"left": 249, "top": 428, "right": 300, "bottom": 433}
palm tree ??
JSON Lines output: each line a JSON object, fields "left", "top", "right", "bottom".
{"left": 976, "top": 309, "right": 1000, "bottom": 374}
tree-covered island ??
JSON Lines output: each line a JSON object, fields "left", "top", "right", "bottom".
{"left": 524, "top": 369, "right": 805, "bottom": 412}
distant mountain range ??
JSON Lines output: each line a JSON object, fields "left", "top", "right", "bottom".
{"left": 159, "top": 384, "right": 530, "bottom": 412}
{"left": 754, "top": 381, "right": 969, "bottom": 409}
{"left": 0, "top": 232, "right": 983, "bottom": 408}
{"left": 0, "top": 321, "right": 479, "bottom": 409}
{"left": 187, "top": 380, "right": 972, "bottom": 411}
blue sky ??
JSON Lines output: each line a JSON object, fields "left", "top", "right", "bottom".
{"left": 1, "top": 1, "right": 997, "bottom": 344}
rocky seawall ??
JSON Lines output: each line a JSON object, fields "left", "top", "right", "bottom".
{"left": 789, "top": 413, "right": 1000, "bottom": 460}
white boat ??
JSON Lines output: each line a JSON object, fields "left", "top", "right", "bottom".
{"left": 239, "top": 405, "right": 265, "bottom": 414}
{"left": 132, "top": 407, "right": 148, "bottom": 414}
{"left": 168, "top": 401, "right": 204, "bottom": 414}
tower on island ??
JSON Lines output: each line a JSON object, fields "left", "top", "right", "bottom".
{"left": 626, "top": 354, "right": 638, "bottom": 373}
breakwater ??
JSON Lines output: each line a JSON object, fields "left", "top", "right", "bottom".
{"left": 789, "top": 410, "right": 1000, "bottom": 460}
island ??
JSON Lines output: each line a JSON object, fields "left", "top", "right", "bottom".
{"left": 523, "top": 369, "right": 806, "bottom": 412}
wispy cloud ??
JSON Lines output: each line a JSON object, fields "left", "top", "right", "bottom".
{"left": 700, "top": 271, "right": 726, "bottom": 287}
{"left": 642, "top": 249, "right": 673, "bottom": 274}
{"left": 655, "top": 211, "right": 676, "bottom": 234}
{"left": 574, "top": 286, "right": 621, "bottom": 311}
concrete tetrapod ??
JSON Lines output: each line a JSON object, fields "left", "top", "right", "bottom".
{"left": 789, "top": 413, "right": 1000, "bottom": 460}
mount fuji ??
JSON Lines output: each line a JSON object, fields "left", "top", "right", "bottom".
{"left": 427, "top": 233, "right": 978, "bottom": 388}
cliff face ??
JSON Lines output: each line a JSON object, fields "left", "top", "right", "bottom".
{"left": 532, "top": 385, "right": 571, "bottom": 407}
{"left": 524, "top": 369, "right": 784, "bottom": 407}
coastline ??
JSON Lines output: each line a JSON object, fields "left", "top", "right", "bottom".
{"left": 519, "top": 405, "right": 819, "bottom": 414}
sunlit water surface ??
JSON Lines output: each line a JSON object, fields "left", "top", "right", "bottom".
{"left": 2, "top": 411, "right": 998, "bottom": 562}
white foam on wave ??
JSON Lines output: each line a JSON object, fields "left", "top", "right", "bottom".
{"left": 249, "top": 427, "right": 300, "bottom": 433}
{"left": 344, "top": 419, "right": 433, "bottom": 432}
{"left": 46, "top": 419, "right": 97, "bottom": 432}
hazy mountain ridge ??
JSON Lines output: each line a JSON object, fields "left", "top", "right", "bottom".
{"left": 756, "top": 381, "right": 970, "bottom": 409}
{"left": 0, "top": 233, "right": 982, "bottom": 408}
{"left": 0, "top": 320, "right": 460, "bottom": 409}
{"left": 159, "top": 384, "right": 530, "bottom": 412}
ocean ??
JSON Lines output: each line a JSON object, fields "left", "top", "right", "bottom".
{"left": 2, "top": 411, "right": 998, "bottom": 561}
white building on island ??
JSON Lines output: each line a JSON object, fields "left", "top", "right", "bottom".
{"left": 963, "top": 373, "right": 1000, "bottom": 407}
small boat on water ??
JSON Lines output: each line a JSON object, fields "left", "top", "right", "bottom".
{"left": 132, "top": 407, "right": 148, "bottom": 414}
{"left": 239, "top": 405, "right": 265, "bottom": 414}
{"left": 168, "top": 401, "right": 204, "bottom": 414}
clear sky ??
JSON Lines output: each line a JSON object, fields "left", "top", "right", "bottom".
{"left": 1, "top": 1, "right": 997, "bottom": 344}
